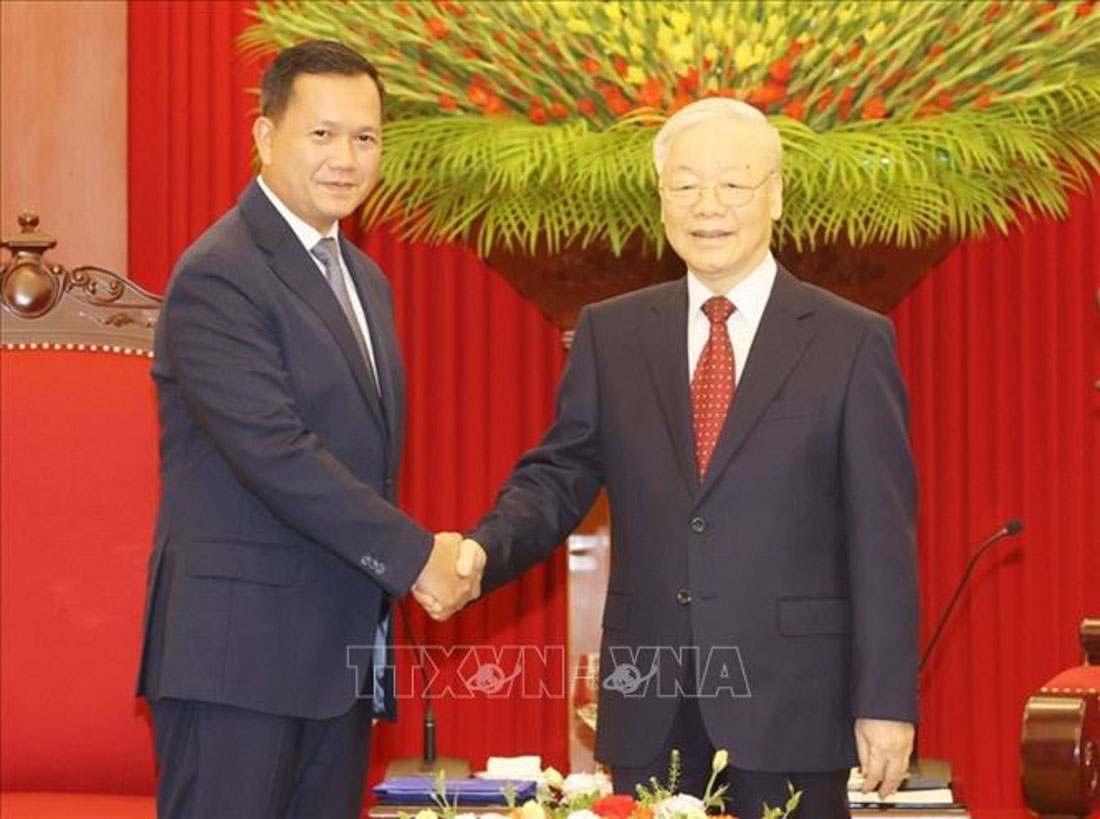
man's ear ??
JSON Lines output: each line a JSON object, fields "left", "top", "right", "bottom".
{"left": 769, "top": 173, "right": 784, "bottom": 221}
{"left": 253, "top": 116, "right": 275, "bottom": 166}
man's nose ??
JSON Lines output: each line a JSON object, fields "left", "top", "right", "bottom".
{"left": 328, "top": 137, "right": 356, "bottom": 168}
{"left": 692, "top": 185, "right": 727, "bottom": 215}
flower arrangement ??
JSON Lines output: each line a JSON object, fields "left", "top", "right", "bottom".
{"left": 405, "top": 750, "right": 799, "bottom": 819}
{"left": 242, "top": 1, "right": 1100, "bottom": 256}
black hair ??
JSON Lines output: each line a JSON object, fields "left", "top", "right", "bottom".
{"left": 260, "top": 39, "right": 385, "bottom": 120}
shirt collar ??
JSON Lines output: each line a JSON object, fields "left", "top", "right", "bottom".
{"left": 256, "top": 175, "right": 339, "bottom": 256}
{"left": 687, "top": 251, "right": 777, "bottom": 325}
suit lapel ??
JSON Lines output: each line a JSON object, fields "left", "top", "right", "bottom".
{"left": 239, "top": 182, "right": 386, "bottom": 431}
{"left": 640, "top": 280, "right": 698, "bottom": 496}
{"left": 695, "top": 267, "right": 817, "bottom": 507}
{"left": 341, "top": 238, "right": 402, "bottom": 469}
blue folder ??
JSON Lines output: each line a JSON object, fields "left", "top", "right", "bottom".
{"left": 373, "top": 777, "right": 539, "bottom": 805}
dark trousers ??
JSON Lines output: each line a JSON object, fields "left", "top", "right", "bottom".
{"left": 152, "top": 698, "right": 373, "bottom": 819}
{"left": 611, "top": 694, "right": 850, "bottom": 819}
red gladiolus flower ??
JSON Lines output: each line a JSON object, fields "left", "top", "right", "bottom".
{"left": 836, "top": 85, "right": 855, "bottom": 120}
{"left": 745, "top": 82, "right": 787, "bottom": 110}
{"left": 578, "top": 98, "right": 598, "bottom": 116}
{"left": 484, "top": 94, "right": 506, "bottom": 115}
{"left": 396, "top": 2, "right": 412, "bottom": 15}
{"left": 461, "top": 46, "right": 479, "bottom": 60}
{"left": 529, "top": 105, "right": 548, "bottom": 125}
{"left": 613, "top": 55, "right": 629, "bottom": 77}
{"left": 548, "top": 42, "right": 561, "bottom": 56}
{"left": 975, "top": 92, "right": 994, "bottom": 109}
{"left": 768, "top": 57, "right": 792, "bottom": 84}
{"left": 639, "top": 77, "right": 664, "bottom": 108}
{"left": 815, "top": 87, "right": 835, "bottom": 113}
{"left": 985, "top": 2, "right": 1001, "bottom": 21}
{"left": 935, "top": 92, "right": 954, "bottom": 111}
{"left": 435, "top": 0, "right": 464, "bottom": 16}
{"left": 549, "top": 102, "right": 569, "bottom": 119}
{"left": 493, "top": 30, "right": 508, "bottom": 45}
{"left": 677, "top": 67, "right": 700, "bottom": 93}
{"left": 929, "top": 43, "right": 946, "bottom": 58}
{"left": 582, "top": 57, "right": 601, "bottom": 75}
{"left": 1079, "top": 2, "right": 1095, "bottom": 16}
{"left": 425, "top": 17, "right": 449, "bottom": 40}
{"left": 861, "top": 97, "right": 887, "bottom": 120}
{"left": 781, "top": 98, "right": 806, "bottom": 120}
{"left": 1035, "top": 2, "right": 1057, "bottom": 30}
{"left": 1006, "top": 55, "right": 1022, "bottom": 70}
{"left": 607, "top": 94, "right": 631, "bottom": 116}
{"left": 466, "top": 82, "right": 490, "bottom": 107}
{"left": 673, "top": 89, "right": 695, "bottom": 111}
{"left": 592, "top": 795, "right": 637, "bottom": 819}
{"left": 848, "top": 43, "right": 862, "bottom": 62}
{"left": 438, "top": 94, "right": 457, "bottom": 111}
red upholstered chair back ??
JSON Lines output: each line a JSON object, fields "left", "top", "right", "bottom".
{"left": 1, "top": 215, "right": 162, "bottom": 796}
{"left": 1, "top": 349, "right": 160, "bottom": 794}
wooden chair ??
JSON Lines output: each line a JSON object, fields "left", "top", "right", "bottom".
{"left": 1, "top": 213, "right": 161, "bottom": 817}
{"left": 1021, "top": 618, "right": 1100, "bottom": 818}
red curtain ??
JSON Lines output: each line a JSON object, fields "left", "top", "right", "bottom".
{"left": 127, "top": 0, "right": 570, "bottom": 786}
{"left": 128, "top": 2, "right": 1099, "bottom": 815}
{"left": 892, "top": 186, "right": 1100, "bottom": 816}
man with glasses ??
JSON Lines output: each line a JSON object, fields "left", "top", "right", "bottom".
{"left": 433, "top": 98, "right": 918, "bottom": 818}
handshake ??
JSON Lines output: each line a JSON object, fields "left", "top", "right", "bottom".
{"left": 411, "top": 532, "right": 486, "bottom": 621}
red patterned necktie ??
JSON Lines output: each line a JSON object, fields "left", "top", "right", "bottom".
{"left": 691, "top": 295, "right": 736, "bottom": 480}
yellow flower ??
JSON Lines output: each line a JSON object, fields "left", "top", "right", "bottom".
{"left": 712, "top": 749, "right": 729, "bottom": 774}
{"left": 414, "top": 811, "right": 438, "bottom": 819}
{"left": 626, "top": 65, "right": 645, "bottom": 84}
{"left": 668, "top": 9, "right": 691, "bottom": 34}
{"left": 623, "top": 20, "right": 643, "bottom": 46}
{"left": 865, "top": 22, "right": 888, "bottom": 42}
{"left": 566, "top": 19, "right": 593, "bottom": 35}
{"left": 704, "top": 42, "right": 719, "bottom": 64}
{"left": 668, "top": 39, "right": 694, "bottom": 68}
{"left": 604, "top": 2, "right": 622, "bottom": 24}
{"left": 734, "top": 41, "right": 767, "bottom": 72}
{"left": 520, "top": 800, "right": 545, "bottom": 819}
{"left": 543, "top": 766, "right": 565, "bottom": 790}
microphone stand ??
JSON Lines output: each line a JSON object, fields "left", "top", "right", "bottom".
{"left": 384, "top": 599, "right": 471, "bottom": 780}
{"left": 902, "top": 519, "right": 1024, "bottom": 790}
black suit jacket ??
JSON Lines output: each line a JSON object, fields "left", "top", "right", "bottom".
{"left": 137, "top": 181, "right": 432, "bottom": 720}
{"left": 472, "top": 268, "right": 918, "bottom": 772}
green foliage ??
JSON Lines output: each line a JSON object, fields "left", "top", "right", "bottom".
{"left": 241, "top": 0, "right": 1100, "bottom": 254}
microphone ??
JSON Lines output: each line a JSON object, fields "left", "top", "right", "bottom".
{"left": 902, "top": 519, "right": 1024, "bottom": 792}
{"left": 919, "top": 518, "right": 1024, "bottom": 674}
{"left": 384, "top": 599, "right": 470, "bottom": 780}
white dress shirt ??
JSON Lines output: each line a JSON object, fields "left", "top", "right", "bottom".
{"left": 687, "top": 252, "right": 777, "bottom": 385}
{"left": 257, "top": 175, "right": 380, "bottom": 391}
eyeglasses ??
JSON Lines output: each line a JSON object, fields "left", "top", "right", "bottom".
{"left": 660, "top": 170, "right": 778, "bottom": 208}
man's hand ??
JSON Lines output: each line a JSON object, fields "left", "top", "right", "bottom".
{"left": 411, "top": 534, "right": 486, "bottom": 621}
{"left": 855, "top": 718, "right": 914, "bottom": 798}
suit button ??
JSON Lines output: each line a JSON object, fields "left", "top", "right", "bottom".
{"left": 676, "top": 589, "right": 692, "bottom": 605}
{"left": 690, "top": 517, "right": 707, "bottom": 534}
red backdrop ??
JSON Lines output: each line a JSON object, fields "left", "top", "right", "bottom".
{"left": 127, "top": 2, "right": 1099, "bottom": 815}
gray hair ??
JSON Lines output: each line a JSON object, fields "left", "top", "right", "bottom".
{"left": 652, "top": 98, "right": 783, "bottom": 177}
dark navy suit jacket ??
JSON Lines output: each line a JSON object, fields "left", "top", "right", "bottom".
{"left": 137, "top": 181, "right": 432, "bottom": 720}
{"left": 471, "top": 268, "right": 919, "bottom": 772}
